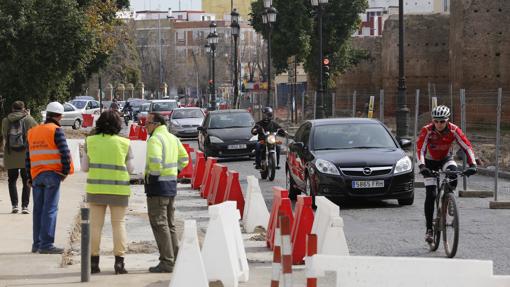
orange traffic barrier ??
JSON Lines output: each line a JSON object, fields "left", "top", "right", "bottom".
{"left": 192, "top": 151, "right": 206, "bottom": 190}
{"left": 306, "top": 234, "right": 318, "bottom": 287}
{"left": 223, "top": 170, "right": 245, "bottom": 218}
{"left": 178, "top": 146, "right": 194, "bottom": 180}
{"left": 200, "top": 157, "right": 217, "bottom": 198}
{"left": 290, "top": 195, "right": 315, "bottom": 265}
{"left": 138, "top": 126, "right": 147, "bottom": 140}
{"left": 267, "top": 187, "right": 294, "bottom": 250}
{"left": 82, "top": 114, "right": 94, "bottom": 128}
{"left": 128, "top": 124, "right": 138, "bottom": 140}
{"left": 207, "top": 164, "right": 228, "bottom": 205}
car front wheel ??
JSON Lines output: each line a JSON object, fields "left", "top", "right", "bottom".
{"left": 72, "top": 119, "right": 81, "bottom": 130}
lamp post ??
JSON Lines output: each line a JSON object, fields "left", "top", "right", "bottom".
{"left": 262, "top": 0, "right": 277, "bottom": 107}
{"left": 207, "top": 21, "right": 219, "bottom": 111}
{"left": 204, "top": 43, "right": 211, "bottom": 108}
{"left": 396, "top": 0, "right": 409, "bottom": 139}
{"left": 231, "top": 9, "right": 240, "bottom": 109}
{"left": 311, "top": 0, "right": 328, "bottom": 119}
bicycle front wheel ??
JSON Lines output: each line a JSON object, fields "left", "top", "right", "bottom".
{"left": 443, "top": 193, "right": 459, "bottom": 258}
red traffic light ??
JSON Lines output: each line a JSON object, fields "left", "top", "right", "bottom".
{"left": 322, "top": 58, "right": 330, "bottom": 65}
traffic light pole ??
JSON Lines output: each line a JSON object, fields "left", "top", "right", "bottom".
{"left": 316, "top": 4, "right": 325, "bottom": 119}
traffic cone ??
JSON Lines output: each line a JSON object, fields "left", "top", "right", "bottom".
{"left": 138, "top": 126, "right": 147, "bottom": 140}
{"left": 128, "top": 123, "right": 138, "bottom": 140}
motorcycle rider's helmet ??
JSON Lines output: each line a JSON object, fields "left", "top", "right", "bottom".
{"left": 431, "top": 105, "right": 450, "bottom": 120}
{"left": 262, "top": 107, "right": 273, "bottom": 121}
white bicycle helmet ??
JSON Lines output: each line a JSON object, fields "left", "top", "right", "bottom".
{"left": 431, "top": 105, "right": 450, "bottom": 119}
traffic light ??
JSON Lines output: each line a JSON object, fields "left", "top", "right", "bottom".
{"left": 322, "top": 58, "right": 330, "bottom": 81}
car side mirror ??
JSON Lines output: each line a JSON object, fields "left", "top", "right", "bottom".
{"left": 399, "top": 138, "right": 412, "bottom": 148}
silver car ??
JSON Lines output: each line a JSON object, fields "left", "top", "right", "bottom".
{"left": 41, "top": 102, "right": 83, "bottom": 129}
{"left": 168, "top": 107, "right": 205, "bottom": 138}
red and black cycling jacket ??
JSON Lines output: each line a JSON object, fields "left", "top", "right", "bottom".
{"left": 416, "top": 122, "right": 476, "bottom": 166}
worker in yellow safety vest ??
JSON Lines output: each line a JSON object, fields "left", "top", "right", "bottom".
{"left": 144, "top": 112, "right": 188, "bottom": 273}
{"left": 82, "top": 110, "right": 134, "bottom": 275}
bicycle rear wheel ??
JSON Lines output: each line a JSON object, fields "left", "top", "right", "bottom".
{"left": 443, "top": 192, "right": 459, "bottom": 258}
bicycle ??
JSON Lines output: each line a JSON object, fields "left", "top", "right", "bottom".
{"left": 428, "top": 169, "right": 466, "bottom": 258}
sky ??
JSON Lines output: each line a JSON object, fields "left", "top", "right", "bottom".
{"left": 130, "top": 0, "right": 202, "bottom": 11}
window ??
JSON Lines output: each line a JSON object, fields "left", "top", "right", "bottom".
{"left": 64, "top": 104, "right": 74, "bottom": 112}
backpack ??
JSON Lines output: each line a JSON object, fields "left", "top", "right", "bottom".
{"left": 7, "top": 117, "right": 27, "bottom": 152}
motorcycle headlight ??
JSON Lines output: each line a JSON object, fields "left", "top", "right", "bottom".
{"left": 209, "top": 136, "right": 223, "bottom": 143}
{"left": 315, "top": 159, "right": 340, "bottom": 175}
{"left": 250, "top": 135, "right": 258, "bottom": 141}
{"left": 394, "top": 156, "right": 412, "bottom": 174}
{"left": 267, "top": 134, "right": 276, "bottom": 144}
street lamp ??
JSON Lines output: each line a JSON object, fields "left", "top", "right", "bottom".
{"left": 231, "top": 9, "right": 241, "bottom": 109}
{"left": 262, "top": 5, "right": 277, "bottom": 107}
{"left": 207, "top": 21, "right": 219, "bottom": 111}
{"left": 396, "top": 0, "right": 409, "bottom": 138}
{"left": 311, "top": 0, "right": 328, "bottom": 119}
{"left": 204, "top": 43, "right": 211, "bottom": 108}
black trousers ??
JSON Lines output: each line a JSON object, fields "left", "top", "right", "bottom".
{"left": 8, "top": 168, "right": 30, "bottom": 208}
{"left": 423, "top": 157, "right": 458, "bottom": 230}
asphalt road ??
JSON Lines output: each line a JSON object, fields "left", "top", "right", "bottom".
{"left": 181, "top": 138, "right": 510, "bottom": 275}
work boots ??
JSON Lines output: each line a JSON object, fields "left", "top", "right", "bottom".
{"left": 114, "top": 256, "right": 128, "bottom": 274}
{"left": 91, "top": 256, "right": 100, "bottom": 274}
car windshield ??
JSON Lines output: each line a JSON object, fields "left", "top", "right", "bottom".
{"left": 172, "top": 109, "right": 204, "bottom": 119}
{"left": 152, "top": 101, "right": 177, "bottom": 111}
{"left": 141, "top": 104, "right": 150, "bottom": 112}
{"left": 208, "top": 112, "right": 254, "bottom": 129}
{"left": 71, "top": 100, "right": 86, "bottom": 109}
{"left": 313, "top": 123, "right": 397, "bottom": 150}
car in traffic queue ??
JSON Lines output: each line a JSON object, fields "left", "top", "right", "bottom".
{"left": 137, "top": 102, "right": 151, "bottom": 124}
{"left": 197, "top": 109, "right": 257, "bottom": 158}
{"left": 149, "top": 99, "right": 179, "bottom": 121}
{"left": 168, "top": 107, "right": 205, "bottom": 138}
{"left": 70, "top": 99, "right": 101, "bottom": 115}
{"left": 286, "top": 118, "right": 414, "bottom": 206}
{"left": 41, "top": 102, "right": 83, "bottom": 129}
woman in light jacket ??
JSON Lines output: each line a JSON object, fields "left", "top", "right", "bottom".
{"left": 82, "top": 110, "right": 133, "bottom": 274}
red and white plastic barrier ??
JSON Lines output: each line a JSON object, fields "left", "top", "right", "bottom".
{"left": 311, "top": 196, "right": 349, "bottom": 255}
{"left": 290, "top": 195, "right": 314, "bottom": 264}
{"left": 169, "top": 220, "right": 208, "bottom": 287}
{"left": 242, "top": 176, "right": 270, "bottom": 233}
{"left": 192, "top": 151, "right": 206, "bottom": 189}
{"left": 267, "top": 187, "right": 294, "bottom": 250}
{"left": 224, "top": 170, "right": 245, "bottom": 218}
{"left": 202, "top": 201, "right": 249, "bottom": 287}
{"left": 200, "top": 157, "right": 217, "bottom": 198}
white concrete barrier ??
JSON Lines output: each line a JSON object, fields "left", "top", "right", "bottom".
{"left": 311, "top": 196, "right": 349, "bottom": 255}
{"left": 242, "top": 175, "right": 270, "bottom": 233}
{"left": 169, "top": 220, "right": 208, "bottom": 287}
{"left": 306, "top": 254, "right": 505, "bottom": 287}
{"left": 129, "top": 140, "right": 147, "bottom": 175}
{"left": 202, "top": 201, "right": 249, "bottom": 287}
{"left": 67, "top": 139, "right": 84, "bottom": 172}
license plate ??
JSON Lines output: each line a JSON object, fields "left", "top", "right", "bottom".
{"left": 352, "top": 180, "right": 384, "bottom": 189}
{"left": 228, "top": 144, "right": 247, "bottom": 150}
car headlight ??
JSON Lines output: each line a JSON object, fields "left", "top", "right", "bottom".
{"left": 250, "top": 135, "right": 258, "bottom": 141}
{"left": 394, "top": 156, "right": 412, "bottom": 174}
{"left": 209, "top": 136, "right": 224, "bottom": 143}
{"left": 315, "top": 159, "right": 340, "bottom": 175}
{"left": 171, "top": 120, "right": 181, "bottom": 127}
{"left": 267, "top": 134, "right": 276, "bottom": 144}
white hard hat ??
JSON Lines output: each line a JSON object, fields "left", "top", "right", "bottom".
{"left": 45, "top": 102, "right": 64, "bottom": 114}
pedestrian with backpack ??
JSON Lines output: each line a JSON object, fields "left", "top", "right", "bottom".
{"left": 1, "top": 101, "right": 38, "bottom": 214}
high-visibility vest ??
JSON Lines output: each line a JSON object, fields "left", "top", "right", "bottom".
{"left": 27, "top": 123, "right": 74, "bottom": 180}
{"left": 86, "top": 134, "right": 131, "bottom": 196}
{"left": 145, "top": 125, "right": 189, "bottom": 181}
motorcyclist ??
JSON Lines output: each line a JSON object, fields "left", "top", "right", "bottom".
{"left": 251, "top": 107, "right": 286, "bottom": 169}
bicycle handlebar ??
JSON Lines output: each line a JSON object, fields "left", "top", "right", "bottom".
{"left": 430, "top": 170, "right": 466, "bottom": 177}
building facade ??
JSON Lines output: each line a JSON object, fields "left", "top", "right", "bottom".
{"left": 202, "top": 0, "right": 254, "bottom": 21}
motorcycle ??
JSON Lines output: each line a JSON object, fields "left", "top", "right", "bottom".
{"left": 259, "top": 129, "right": 284, "bottom": 181}
{"left": 123, "top": 110, "right": 132, "bottom": 126}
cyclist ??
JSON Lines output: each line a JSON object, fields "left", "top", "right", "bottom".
{"left": 251, "top": 107, "right": 286, "bottom": 169}
{"left": 416, "top": 105, "right": 477, "bottom": 243}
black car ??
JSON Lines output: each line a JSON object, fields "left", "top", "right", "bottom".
{"left": 286, "top": 118, "right": 414, "bottom": 206}
{"left": 197, "top": 109, "right": 257, "bottom": 158}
